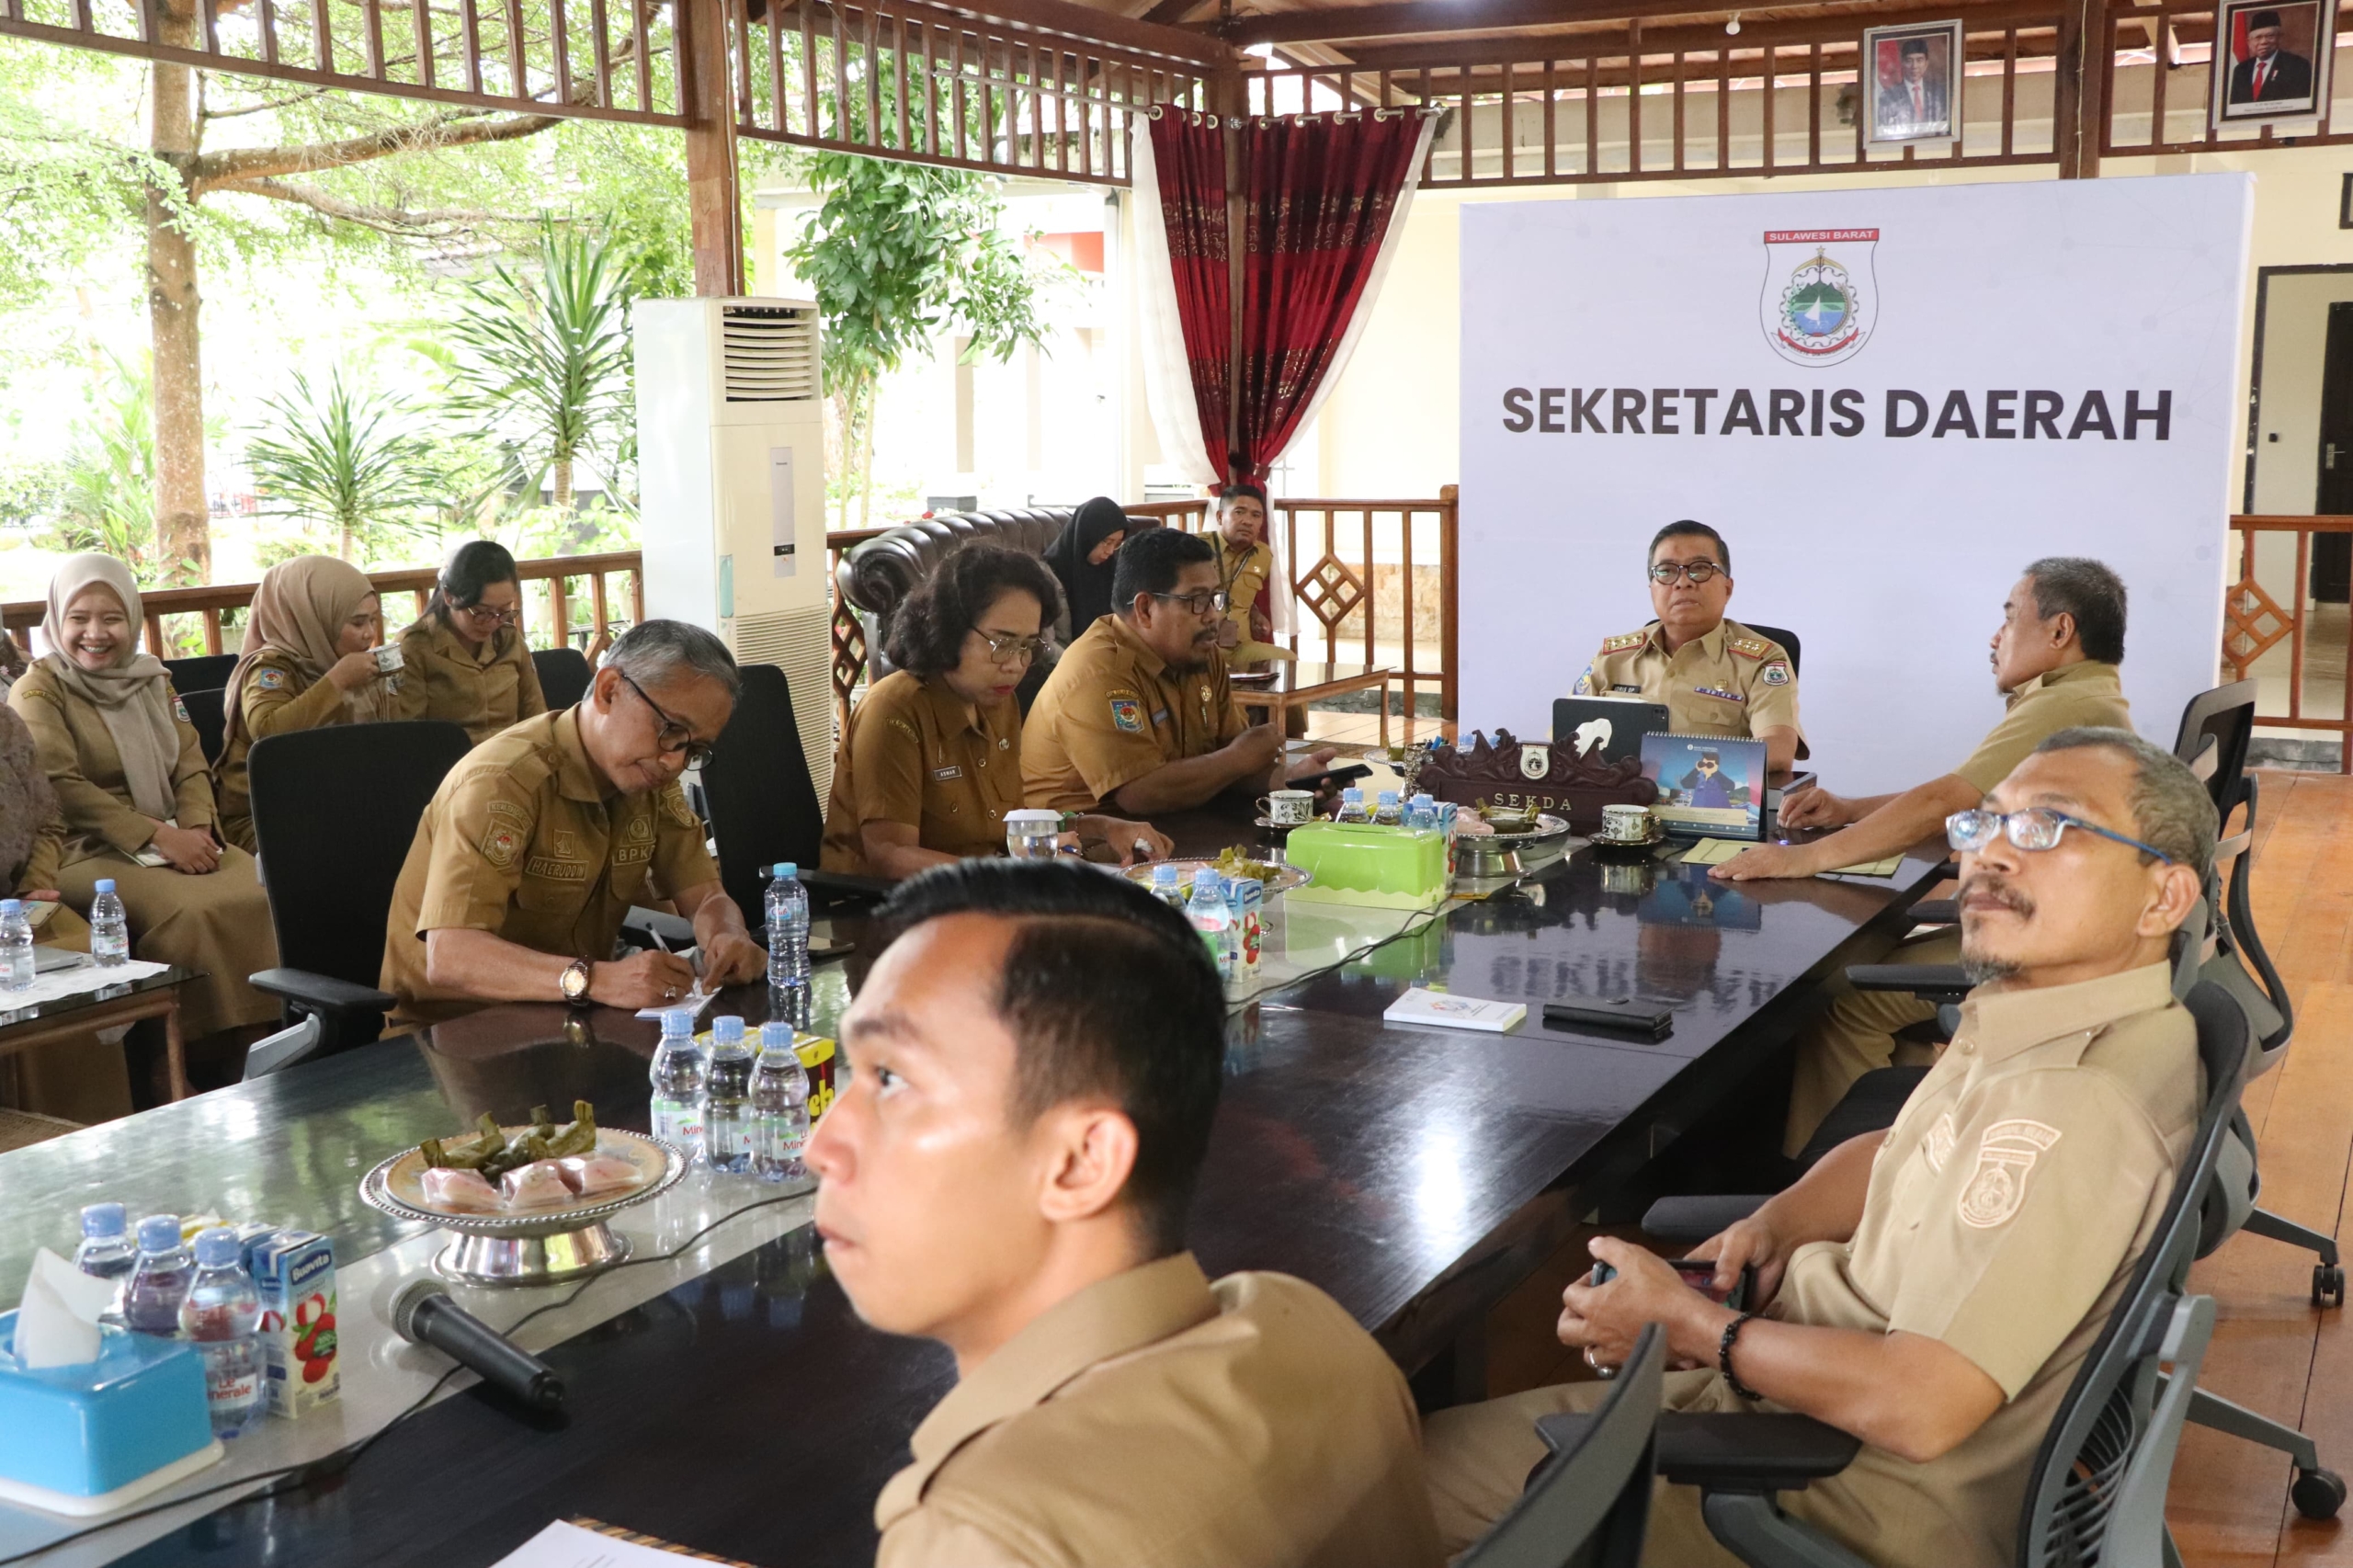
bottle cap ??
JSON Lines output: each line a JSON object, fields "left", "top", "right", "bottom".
{"left": 194, "top": 1227, "right": 241, "bottom": 1267}
{"left": 1341, "top": 788, "right": 1364, "bottom": 803}
{"left": 661, "top": 1007, "right": 695, "bottom": 1036}
{"left": 95, "top": 879, "right": 117, "bottom": 893}
{"left": 1411, "top": 793, "right": 1435, "bottom": 807}
{"left": 137, "top": 1214, "right": 182, "bottom": 1253}
{"left": 82, "top": 1201, "right": 126, "bottom": 1238}
{"left": 759, "top": 1020, "right": 796, "bottom": 1050}
{"left": 1378, "top": 790, "right": 1401, "bottom": 806}
{"left": 1193, "top": 871, "right": 1223, "bottom": 899}
{"left": 0, "top": 900, "right": 18, "bottom": 917}
{"left": 1006, "top": 808, "right": 1062, "bottom": 829}
{"left": 712, "top": 1015, "right": 745, "bottom": 1044}
{"left": 1153, "top": 862, "right": 1180, "bottom": 884}
{"left": 772, "top": 862, "right": 798, "bottom": 879}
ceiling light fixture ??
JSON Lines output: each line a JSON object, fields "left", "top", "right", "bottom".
{"left": 1725, "top": 12, "right": 1742, "bottom": 34}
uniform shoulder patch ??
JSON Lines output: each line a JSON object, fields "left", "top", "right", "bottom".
{"left": 886, "top": 716, "right": 920, "bottom": 743}
{"left": 1728, "top": 637, "right": 1768, "bottom": 660}
{"left": 1759, "top": 661, "right": 1792, "bottom": 687}
{"left": 660, "top": 784, "right": 700, "bottom": 828}
{"left": 1959, "top": 1119, "right": 2063, "bottom": 1229}
{"left": 173, "top": 695, "right": 190, "bottom": 722}
{"left": 479, "top": 823, "right": 523, "bottom": 869}
{"left": 1109, "top": 697, "right": 1144, "bottom": 733}
{"left": 1599, "top": 631, "right": 1647, "bottom": 653}
{"left": 253, "top": 666, "right": 287, "bottom": 691}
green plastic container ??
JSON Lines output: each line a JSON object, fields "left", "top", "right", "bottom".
{"left": 1283, "top": 822, "right": 1449, "bottom": 909}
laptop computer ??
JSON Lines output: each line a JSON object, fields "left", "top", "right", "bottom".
{"left": 1552, "top": 696, "right": 1671, "bottom": 766}
{"left": 1640, "top": 733, "right": 1769, "bottom": 841}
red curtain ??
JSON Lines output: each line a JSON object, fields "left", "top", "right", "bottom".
{"left": 1148, "top": 110, "right": 1427, "bottom": 487}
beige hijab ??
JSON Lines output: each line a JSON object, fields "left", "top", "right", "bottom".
{"left": 39, "top": 552, "right": 180, "bottom": 823}
{"left": 222, "top": 555, "right": 387, "bottom": 753}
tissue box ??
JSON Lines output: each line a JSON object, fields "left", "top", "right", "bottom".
{"left": 250, "top": 1231, "right": 338, "bottom": 1419}
{"left": 0, "top": 1311, "right": 215, "bottom": 1510}
{"left": 1282, "top": 823, "right": 1449, "bottom": 909}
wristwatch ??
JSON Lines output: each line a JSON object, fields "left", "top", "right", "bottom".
{"left": 560, "top": 958, "right": 593, "bottom": 1006}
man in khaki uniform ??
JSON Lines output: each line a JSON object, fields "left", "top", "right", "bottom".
{"left": 810, "top": 862, "right": 1443, "bottom": 1568}
{"left": 1711, "top": 558, "right": 2137, "bottom": 1151}
{"left": 1573, "top": 521, "right": 1804, "bottom": 768}
{"left": 1023, "top": 528, "right": 1334, "bottom": 815}
{"left": 1207, "top": 481, "right": 1288, "bottom": 668}
{"left": 1425, "top": 731, "right": 2214, "bottom": 1568}
{"left": 381, "top": 620, "right": 766, "bottom": 1029}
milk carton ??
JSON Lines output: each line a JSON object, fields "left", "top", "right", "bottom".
{"left": 248, "top": 1231, "right": 338, "bottom": 1418}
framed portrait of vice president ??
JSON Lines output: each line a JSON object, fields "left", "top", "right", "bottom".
{"left": 2211, "top": 0, "right": 2336, "bottom": 127}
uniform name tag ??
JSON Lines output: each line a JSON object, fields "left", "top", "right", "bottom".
{"left": 525, "top": 856, "right": 589, "bottom": 882}
{"left": 1611, "top": 684, "right": 1643, "bottom": 694}
{"left": 1695, "top": 686, "right": 1745, "bottom": 703}
{"left": 932, "top": 765, "right": 964, "bottom": 780}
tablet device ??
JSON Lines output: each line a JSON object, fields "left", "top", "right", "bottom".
{"left": 1552, "top": 696, "right": 1670, "bottom": 765}
{"left": 1641, "top": 733, "right": 1768, "bottom": 840}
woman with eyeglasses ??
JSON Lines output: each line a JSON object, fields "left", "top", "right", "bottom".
{"left": 213, "top": 555, "right": 397, "bottom": 853}
{"left": 820, "top": 543, "right": 1170, "bottom": 880}
{"left": 392, "top": 540, "right": 548, "bottom": 745}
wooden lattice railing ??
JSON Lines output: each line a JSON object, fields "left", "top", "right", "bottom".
{"left": 2225, "top": 516, "right": 2353, "bottom": 772}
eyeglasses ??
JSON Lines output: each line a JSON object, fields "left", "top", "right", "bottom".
{"left": 617, "top": 671, "right": 716, "bottom": 768}
{"left": 457, "top": 602, "right": 519, "bottom": 626}
{"left": 1648, "top": 561, "right": 1724, "bottom": 585}
{"left": 972, "top": 628, "right": 1054, "bottom": 665}
{"left": 1945, "top": 807, "right": 2175, "bottom": 865}
{"left": 1151, "top": 589, "right": 1231, "bottom": 617}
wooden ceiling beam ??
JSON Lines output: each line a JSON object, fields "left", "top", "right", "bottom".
{"left": 1219, "top": 0, "right": 1738, "bottom": 47}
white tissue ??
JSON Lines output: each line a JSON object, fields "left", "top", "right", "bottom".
{"left": 10, "top": 1248, "right": 118, "bottom": 1369}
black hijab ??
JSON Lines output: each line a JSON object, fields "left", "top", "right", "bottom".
{"left": 1044, "top": 497, "right": 1139, "bottom": 634}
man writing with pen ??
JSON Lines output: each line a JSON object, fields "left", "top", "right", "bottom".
{"left": 379, "top": 620, "right": 767, "bottom": 1033}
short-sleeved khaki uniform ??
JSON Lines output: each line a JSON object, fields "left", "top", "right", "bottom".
{"left": 8, "top": 661, "right": 278, "bottom": 1044}
{"left": 1209, "top": 534, "right": 1284, "bottom": 665}
{"left": 215, "top": 652, "right": 354, "bottom": 853}
{"left": 819, "top": 670, "right": 1023, "bottom": 875}
{"left": 1783, "top": 657, "right": 2135, "bottom": 1150}
{"left": 1427, "top": 964, "right": 2198, "bottom": 1568}
{"left": 1021, "top": 615, "right": 1248, "bottom": 812}
{"left": 392, "top": 616, "right": 547, "bottom": 747}
{"left": 876, "top": 1252, "right": 1444, "bottom": 1568}
{"left": 380, "top": 708, "right": 717, "bottom": 1030}
{"left": 1573, "top": 618, "right": 1804, "bottom": 751}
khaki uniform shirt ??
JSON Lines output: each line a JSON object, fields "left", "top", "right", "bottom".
{"left": 875, "top": 1253, "right": 1443, "bottom": 1568}
{"left": 1953, "top": 660, "right": 2132, "bottom": 794}
{"left": 380, "top": 708, "right": 716, "bottom": 1028}
{"left": 819, "top": 671, "right": 1023, "bottom": 875}
{"left": 392, "top": 616, "right": 548, "bottom": 747}
{"left": 9, "top": 662, "right": 215, "bottom": 862}
{"left": 1209, "top": 535, "right": 1275, "bottom": 645}
{"left": 1762, "top": 963, "right": 2199, "bottom": 1568}
{"left": 216, "top": 653, "right": 352, "bottom": 853}
{"left": 1574, "top": 619, "right": 1804, "bottom": 752}
{"left": 1022, "top": 616, "right": 1248, "bottom": 812}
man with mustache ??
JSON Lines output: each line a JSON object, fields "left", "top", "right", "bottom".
{"left": 1022, "top": 527, "right": 1336, "bottom": 816}
{"left": 1711, "top": 557, "right": 2135, "bottom": 1153}
{"left": 1423, "top": 729, "right": 2214, "bottom": 1568}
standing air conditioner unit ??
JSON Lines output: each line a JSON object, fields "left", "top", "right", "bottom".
{"left": 634, "top": 298, "right": 835, "bottom": 800}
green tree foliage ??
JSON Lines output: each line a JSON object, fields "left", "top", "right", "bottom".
{"left": 51, "top": 355, "right": 166, "bottom": 583}
{"left": 785, "top": 153, "right": 1063, "bottom": 528}
{"left": 245, "top": 368, "right": 443, "bottom": 562}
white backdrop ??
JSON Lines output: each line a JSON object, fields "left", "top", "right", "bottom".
{"left": 1458, "top": 175, "right": 2251, "bottom": 795}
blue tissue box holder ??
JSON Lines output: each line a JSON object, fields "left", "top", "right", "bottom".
{"left": 0, "top": 1311, "right": 218, "bottom": 1514}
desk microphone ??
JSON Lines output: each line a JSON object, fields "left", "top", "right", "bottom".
{"left": 390, "top": 1278, "right": 567, "bottom": 1414}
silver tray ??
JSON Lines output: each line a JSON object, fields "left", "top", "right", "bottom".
{"left": 359, "top": 1128, "right": 689, "bottom": 1287}
{"left": 1456, "top": 813, "right": 1575, "bottom": 876}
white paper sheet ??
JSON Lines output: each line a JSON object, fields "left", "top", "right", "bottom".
{"left": 491, "top": 1518, "right": 711, "bottom": 1566}
{"left": 0, "top": 958, "right": 168, "bottom": 1010}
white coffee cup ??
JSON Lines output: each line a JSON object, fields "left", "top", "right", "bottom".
{"left": 1600, "top": 803, "right": 1655, "bottom": 843}
{"left": 1259, "top": 789, "right": 1315, "bottom": 826}
{"left": 371, "top": 644, "right": 406, "bottom": 675}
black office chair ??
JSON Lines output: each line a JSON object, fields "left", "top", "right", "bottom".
{"left": 1650, "top": 980, "right": 2248, "bottom": 1568}
{"left": 1460, "top": 1324, "right": 1663, "bottom": 1568}
{"left": 163, "top": 653, "right": 239, "bottom": 692}
{"left": 179, "top": 686, "right": 227, "bottom": 767}
{"left": 532, "top": 647, "right": 592, "bottom": 710}
{"left": 699, "top": 664, "right": 887, "bottom": 924}
{"left": 244, "top": 720, "right": 472, "bottom": 1069}
{"left": 1737, "top": 623, "right": 1801, "bottom": 677}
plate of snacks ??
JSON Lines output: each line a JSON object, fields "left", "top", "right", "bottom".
{"left": 361, "top": 1102, "right": 687, "bottom": 1233}
{"left": 1125, "top": 846, "right": 1312, "bottom": 895}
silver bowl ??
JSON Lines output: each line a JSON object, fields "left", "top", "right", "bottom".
{"left": 1456, "top": 813, "right": 1575, "bottom": 877}
{"left": 359, "top": 1129, "right": 690, "bottom": 1287}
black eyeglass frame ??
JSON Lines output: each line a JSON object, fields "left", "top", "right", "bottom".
{"left": 617, "top": 670, "right": 718, "bottom": 768}
{"left": 1647, "top": 561, "right": 1726, "bottom": 585}
{"left": 1944, "top": 807, "right": 2176, "bottom": 865}
{"left": 1149, "top": 588, "right": 1232, "bottom": 617}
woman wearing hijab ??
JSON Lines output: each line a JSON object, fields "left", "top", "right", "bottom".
{"left": 1040, "top": 497, "right": 1142, "bottom": 639}
{"left": 392, "top": 540, "right": 547, "bottom": 745}
{"left": 213, "top": 555, "right": 397, "bottom": 852}
{"left": 8, "top": 553, "right": 279, "bottom": 1062}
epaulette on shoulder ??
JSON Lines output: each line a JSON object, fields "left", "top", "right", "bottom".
{"left": 1599, "top": 631, "right": 1647, "bottom": 654}
{"left": 1728, "top": 636, "right": 1769, "bottom": 660}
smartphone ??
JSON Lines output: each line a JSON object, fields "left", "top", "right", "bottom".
{"left": 1291, "top": 763, "right": 1373, "bottom": 796}
{"left": 1587, "top": 1257, "right": 1755, "bottom": 1312}
{"left": 1543, "top": 997, "right": 1675, "bottom": 1040}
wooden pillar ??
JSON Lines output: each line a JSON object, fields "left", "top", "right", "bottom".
{"left": 683, "top": 0, "right": 745, "bottom": 295}
{"left": 2054, "top": 0, "right": 2107, "bottom": 178}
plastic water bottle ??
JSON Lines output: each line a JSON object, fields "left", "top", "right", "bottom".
{"left": 648, "top": 1007, "right": 708, "bottom": 1155}
{"left": 74, "top": 1202, "right": 137, "bottom": 1285}
{"left": 1405, "top": 793, "right": 1440, "bottom": 832}
{"left": 0, "top": 900, "right": 31, "bottom": 994}
{"left": 751, "top": 1021, "right": 811, "bottom": 1184}
{"left": 701, "top": 1016, "right": 755, "bottom": 1175}
{"left": 1375, "top": 789, "right": 1404, "bottom": 825}
{"left": 89, "top": 879, "right": 130, "bottom": 967}
{"left": 1150, "top": 863, "right": 1188, "bottom": 913}
{"left": 122, "top": 1214, "right": 196, "bottom": 1335}
{"left": 178, "top": 1227, "right": 262, "bottom": 1437}
{"left": 1336, "top": 788, "right": 1370, "bottom": 824}
{"left": 765, "top": 863, "right": 810, "bottom": 998}
{"left": 1187, "top": 872, "right": 1236, "bottom": 984}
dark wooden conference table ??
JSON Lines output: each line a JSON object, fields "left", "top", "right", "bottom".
{"left": 0, "top": 809, "right": 1946, "bottom": 1568}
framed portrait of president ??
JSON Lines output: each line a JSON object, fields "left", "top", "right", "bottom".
{"left": 1862, "top": 17, "right": 1963, "bottom": 146}
{"left": 2211, "top": 0, "right": 2336, "bottom": 127}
